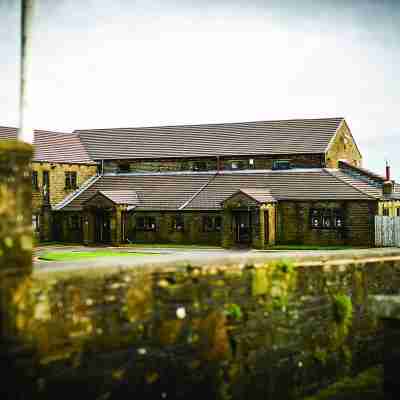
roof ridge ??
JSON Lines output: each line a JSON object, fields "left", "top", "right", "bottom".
{"left": 324, "top": 169, "right": 379, "bottom": 200}
{"left": 179, "top": 173, "right": 218, "bottom": 210}
{"left": 74, "top": 117, "right": 344, "bottom": 133}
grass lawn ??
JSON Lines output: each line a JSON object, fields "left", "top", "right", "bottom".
{"left": 39, "top": 251, "right": 156, "bottom": 262}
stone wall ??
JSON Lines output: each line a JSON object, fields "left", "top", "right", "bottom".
{"left": 32, "top": 162, "right": 97, "bottom": 242}
{"left": 325, "top": 121, "right": 362, "bottom": 168}
{"left": 32, "top": 162, "right": 97, "bottom": 208}
{"left": 4, "top": 250, "right": 400, "bottom": 399}
{"left": 127, "top": 211, "right": 222, "bottom": 246}
{"left": 276, "top": 200, "right": 376, "bottom": 246}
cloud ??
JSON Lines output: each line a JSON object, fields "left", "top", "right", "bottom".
{"left": 0, "top": 0, "right": 399, "bottom": 178}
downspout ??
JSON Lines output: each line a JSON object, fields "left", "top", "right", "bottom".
{"left": 18, "top": 0, "right": 35, "bottom": 144}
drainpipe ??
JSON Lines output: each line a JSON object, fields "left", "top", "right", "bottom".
{"left": 18, "top": 0, "right": 35, "bottom": 144}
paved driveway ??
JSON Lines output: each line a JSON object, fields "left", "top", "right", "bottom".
{"left": 34, "top": 245, "right": 398, "bottom": 273}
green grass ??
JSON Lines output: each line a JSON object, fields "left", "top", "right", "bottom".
{"left": 39, "top": 251, "right": 156, "bottom": 262}
{"left": 263, "top": 245, "right": 369, "bottom": 251}
{"left": 303, "top": 366, "right": 383, "bottom": 400}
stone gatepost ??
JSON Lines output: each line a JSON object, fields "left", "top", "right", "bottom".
{"left": 0, "top": 141, "right": 33, "bottom": 339}
{"left": 222, "top": 209, "right": 234, "bottom": 248}
{"left": 0, "top": 141, "right": 37, "bottom": 397}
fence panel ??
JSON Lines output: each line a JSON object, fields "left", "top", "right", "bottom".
{"left": 375, "top": 216, "right": 400, "bottom": 247}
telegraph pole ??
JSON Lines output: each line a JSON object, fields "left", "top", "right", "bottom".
{"left": 19, "top": 0, "right": 35, "bottom": 143}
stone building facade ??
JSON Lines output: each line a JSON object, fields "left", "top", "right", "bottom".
{"left": 2, "top": 117, "right": 397, "bottom": 247}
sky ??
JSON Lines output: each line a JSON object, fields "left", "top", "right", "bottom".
{"left": 1, "top": 0, "right": 399, "bottom": 179}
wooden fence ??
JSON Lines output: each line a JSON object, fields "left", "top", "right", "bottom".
{"left": 375, "top": 216, "right": 400, "bottom": 247}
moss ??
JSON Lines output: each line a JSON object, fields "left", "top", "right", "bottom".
{"left": 332, "top": 294, "right": 353, "bottom": 326}
{"left": 225, "top": 303, "right": 242, "bottom": 321}
{"left": 302, "top": 366, "right": 383, "bottom": 400}
{"left": 0, "top": 139, "right": 33, "bottom": 154}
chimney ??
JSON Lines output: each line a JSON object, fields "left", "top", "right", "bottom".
{"left": 386, "top": 161, "right": 391, "bottom": 181}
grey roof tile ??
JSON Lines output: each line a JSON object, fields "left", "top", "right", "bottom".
{"left": 75, "top": 117, "right": 344, "bottom": 160}
{"left": 59, "top": 169, "right": 379, "bottom": 212}
{"left": 0, "top": 126, "right": 95, "bottom": 164}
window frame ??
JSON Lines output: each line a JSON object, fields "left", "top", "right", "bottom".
{"left": 65, "top": 171, "right": 78, "bottom": 190}
{"left": 136, "top": 216, "right": 157, "bottom": 231}
{"left": 310, "top": 208, "right": 344, "bottom": 230}
{"left": 68, "top": 215, "right": 81, "bottom": 230}
{"left": 32, "top": 171, "right": 38, "bottom": 191}
{"left": 203, "top": 215, "right": 222, "bottom": 232}
{"left": 32, "top": 214, "right": 40, "bottom": 232}
{"left": 272, "top": 159, "right": 291, "bottom": 170}
{"left": 171, "top": 214, "right": 185, "bottom": 232}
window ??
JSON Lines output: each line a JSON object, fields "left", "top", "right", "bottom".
{"left": 32, "top": 214, "right": 39, "bottom": 232}
{"left": 171, "top": 215, "right": 185, "bottom": 232}
{"left": 136, "top": 216, "right": 156, "bottom": 231}
{"left": 68, "top": 215, "right": 81, "bottom": 230}
{"left": 32, "top": 171, "right": 38, "bottom": 190}
{"left": 193, "top": 161, "right": 207, "bottom": 171}
{"left": 203, "top": 216, "right": 222, "bottom": 232}
{"left": 272, "top": 160, "right": 291, "bottom": 170}
{"left": 118, "top": 163, "right": 130, "bottom": 173}
{"left": 383, "top": 209, "right": 389, "bottom": 216}
{"left": 65, "top": 171, "right": 77, "bottom": 190}
{"left": 397, "top": 208, "right": 400, "bottom": 217}
{"left": 310, "top": 208, "right": 344, "bottom": 230}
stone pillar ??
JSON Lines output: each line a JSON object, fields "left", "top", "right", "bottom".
{"left": 251, "top": 207, "right": 264, "bottom": 249}
{"left": 111, "top": 206, "right": 123, "bottom": 245}
{"left": 83, "top": 209, "right": 95, "bottom": 245}
{"left": 267, "top": 205, "right": 276, "bottom": 245}
{"left": 0, "top": 141, "right": 33, "bottom": 341}
{"left": 222, "top": 209, "right": 234, "bottom": 248}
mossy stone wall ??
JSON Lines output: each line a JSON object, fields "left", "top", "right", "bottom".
{"left": 276, "top": 200, "right": 376, "bottom": 246}
{"left": 0, "top": 141, "right": 33, "bottom": 348}
{"left": 6, "top": 251, "right": 400, "bottom": 399}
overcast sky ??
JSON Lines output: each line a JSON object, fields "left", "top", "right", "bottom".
{"left": 1, "top": 0, "right": 399, "bottom": 179}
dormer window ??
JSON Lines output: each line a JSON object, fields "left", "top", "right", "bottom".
{"left": 118, "top": 163, "right": 130, "bottom": 173}
{"left": 272, "top": 160, "right": 291, "bottom": 170}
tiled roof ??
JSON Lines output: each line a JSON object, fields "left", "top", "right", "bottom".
{"left": 98, "top": 190, "right": 139, "bottom": 205}
{"left": 0, "top": 126, "right": 95, "bottom": 164}
{"left": 230, "top": 188, "right": 277, "bottom": 204}
{"left": 185, "top": 169, "right": 378, "bottom": 210}
{"left": 59, "top": 168, "right": 380, "bottom": 212}
{"left": 75, "top": 117, "right": 344, "bottom": 160}
{"left": 61, "top": 173, "right": 214, "bottom": 211}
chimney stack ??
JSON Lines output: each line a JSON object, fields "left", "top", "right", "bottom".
{"left": 386, "top": 161, "right": 391, "bottom": 181}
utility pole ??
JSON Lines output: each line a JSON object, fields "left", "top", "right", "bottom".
{"left": 18, "top": 0, "right": 35, "bottom": 144}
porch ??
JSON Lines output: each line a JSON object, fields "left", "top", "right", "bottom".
{"left": 221, "top": 188, "right": 276, "bottom": 249}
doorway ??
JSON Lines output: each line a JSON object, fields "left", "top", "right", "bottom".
{"left": 234, "top": 211, "right": 252, "bottom": 245}
{"left": 95, "top": 210, "right": 111, "bottom": 243}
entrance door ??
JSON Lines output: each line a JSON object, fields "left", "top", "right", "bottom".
{"left": 234, "top": 211, "right": 252, "bottom": 245}
{"left": 264, "top": 210, "right": 269, "bottom": 244}
{"left": 95, "top": 210, "right": 111, "bottom": 243}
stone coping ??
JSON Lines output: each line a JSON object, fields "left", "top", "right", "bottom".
{"left": 369, "top": 295, "right": 400, "bottom": 320}
{"left": 34, "top": 247, "right": 400, "bottom": 279}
